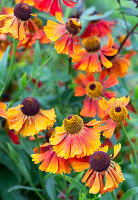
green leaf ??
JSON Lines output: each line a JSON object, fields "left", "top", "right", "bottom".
{"left": 0, "top": 46, "right": 10, "bottom": 95}
{"left": 64, "top": 175, "right": 84, "bottom": 191}
{"left": 121, "top": 187, "right": 138, "bottom": 200}
{"left": 20, "top": 72, "right": 27, "bottom": 88}
{"left": 7, "top": 143, "right": 19, "bottom": 164}
{"left": 79, "top": 192, "right": 88, "bottom": 200}
{"left": 46, "top": 177, "right": 56, "bottom": 200}
{"left": 8, "top": 185, "right": 43, "bottom": 192}
{"left": 80, "top": 6, "right": 96, "bottom": 18}
{"left": 119, "top": 7, "right": 138, "bottom": 17}
{"left": 134, "top": 85, "right": 138, "bottom": 100}
{"left": 33, "top": 41, "right": 40, "bottom": 77}
{"left": 81, "top": 10, "right": 114, "bottom": 21}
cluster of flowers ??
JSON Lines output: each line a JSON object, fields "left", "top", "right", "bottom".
{"left": 0, "top": 0, "right": 136, "bottom": 196}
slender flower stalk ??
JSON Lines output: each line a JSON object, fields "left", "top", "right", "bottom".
{"left": 118, "top": 23, "right": 138, "bottom": 54}
{"left": 34, "top": 135, "right": 48, "bottom": 197}
{"left": 4, "top": 38, "right": 18, "bottom": 92}
{"left": 121, "top": 122, "right": 138, "bottom": 167}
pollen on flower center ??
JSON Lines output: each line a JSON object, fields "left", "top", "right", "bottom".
{"left": 21, "top": 97, "right": 40, "bottom": 116}
{"left": 63, "top": 115, "right": 83, "bottom": 134}
{"left": 109, "top": 105, "right": 128, "bottom": 122}
{"left": 86, "top": 81, "right": 103, "bottom": 97}
{"left": 65, "top": 18, "right": 82, "bottom": 35}
{"left": 84, "top": 36, "right": 101, "bottom": 52}
{"left": 14, "top": 3, "right": 32, "bottom": 21}
{"left": 89, "top": 151, "right": 110, "bottom": 172}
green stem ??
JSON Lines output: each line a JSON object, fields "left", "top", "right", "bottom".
{"left": 111, "top": 191, "right": 118, "bottom": 200}
{"left": 32, "top": 51, "right": 55, "bottom": 97}
{"left": 35, "top": 135, "right": 47, "bottom": 198}
{"left": 0, "top": 0, "right": 5, "bottom": 12}
{"left": 121, "top": 122, "right": 138, "bottom": 167}
{"left": 4, "top": 39, "right": 18, "bottom": 91}
{"left": 117, "top": 0, "right": 129, "bottom": 33}
{"left": 35, "top": 135, "right": 40, "bottom": 153}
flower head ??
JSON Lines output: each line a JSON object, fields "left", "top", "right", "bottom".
{"left": 81, "top": 19, "right": 115, "bottom": 38}
{"left": 98, "top": 97, "right": 130, "bottom": 139}
{"left": 31, "top": 142, "right": 72, "bottom": 174}
{"left": 5, "top": 97, "right": 56, "bottom": 137}
{"left": 70, "top": 144, "right": 125, "bottom": 194}
{"left": 0, "top": 3, "right": 39, "bottom": 40}
{"left": 72, "top": 35, "right": 118, "bottom": 73}
{"left": 50, "top": 115, "right": 101, "bottom": 159}
{"left": 35, "top": 0, "right": 76, "bottom": 16}
{"left": 44, "top": 12, "right": 81, "bottom": 56}
{"left": 75, "top": 71, "right": 118, "bottom": 118}
{"left": 81, "top": 144, "right": 125, "bottom": 194}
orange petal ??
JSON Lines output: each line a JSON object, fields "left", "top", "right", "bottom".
{"left": 89, "top": 173, "right": 100, "bottom": 194}
{"left": 100, "top": 53, "right": 112, "bottom": 68}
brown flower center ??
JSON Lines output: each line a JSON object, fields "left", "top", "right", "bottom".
{"left": 21, "top": 97, "right": 40, "bottom": 116}
{"left": 109, "top": 105, "right": 128, "bottom": 122}
{"left": 14, "top": 3, "right": 32, "bottom": 21}
{"left": 89, "top": 151, "right": 110, "bottom": 172}
{"left": 84, "top": 36, "right": 101, "bottom": 52}
{"left": 65, "top": 18, "right": 82, "bottom": 35}
{"left": 63, "top": 115, "right": 83, "bottom": 134}
{"left": 86, "top": 81, "right": 103, "bottom": 97}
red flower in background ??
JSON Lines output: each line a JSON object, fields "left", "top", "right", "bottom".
{"left": 81, "top": 19, "right": 115, "bottom": 38}
{"left": 8, "top": 130, "right": 20, "bottom": 144}
{"left": 35, "top": 0, "right": 76, "bottom": 16}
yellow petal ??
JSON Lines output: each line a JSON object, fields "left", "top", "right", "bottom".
{"left": 113, "top": 143, "right": 121, "bottom": 158}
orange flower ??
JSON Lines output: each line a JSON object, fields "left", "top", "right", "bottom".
{"left": 106, "top": 54, "right": 131, "bottom": 78}
{"left": 50, "top": 115, "right": 101, "bottom": 159}
{"left": 75, "top": 71, "right": 118, "bottom": 118}
{"left": 81, "top": 19, "right": 115, "bottom": 38}
{"left": 72, "top": 35, "right": 118, "bottom": 73}
{"left": 81, "top": 144, "right": 125, "bottom": 194}
{"left": 31, "top": 142, "right": 72, "bottom": 174}
{"left": 18, "top": 18, "right": 50, "bottom": 48}
{"left": 2, "top": 97, "right": 56, "bottom": 137}
{"left": 35, "top": 0, "right": 76, "bottom": 16}
{"left": 98, "top": 97, "right": 130, "bottom": 139}
{"left": 0, "top": 3, "right": 39, "bottom": 40}
{"left": 70, "top": 144, "right": 125, "bottom": 194}
{"left": 44, "top": 12, "right": 82, "bottom": 56}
